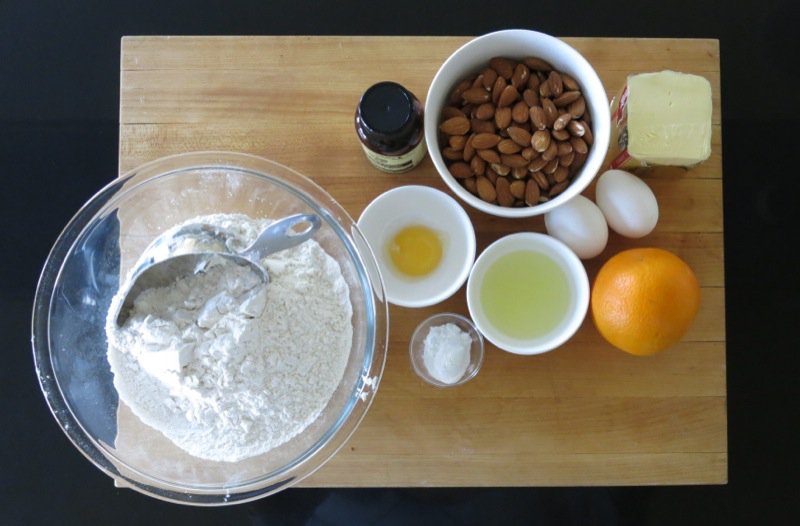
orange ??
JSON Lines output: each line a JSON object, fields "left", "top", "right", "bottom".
{"left": 591, "top": 248, "right": 700, "bottom": 356}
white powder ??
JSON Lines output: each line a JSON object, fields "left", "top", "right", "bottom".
{"left": 106, "top": 214, "right": 352, "bottom": 463}
{"left": 422, "top": 323, "right": 472, "bottom": 384}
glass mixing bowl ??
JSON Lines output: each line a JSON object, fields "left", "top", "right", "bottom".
{"left": 32, "top": 151, "right": 388, "bottom": 505}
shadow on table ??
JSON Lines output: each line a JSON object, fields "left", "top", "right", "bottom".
{"left": 246, "top": 487, "right": 648, "bottom": 525}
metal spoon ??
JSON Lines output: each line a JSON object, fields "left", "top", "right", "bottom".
{"left": 114, "top": 213, "right": 321, "bottom": 326}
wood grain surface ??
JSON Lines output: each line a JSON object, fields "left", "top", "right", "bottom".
{"left": 119, "top": 36, "right": 726, "bottom": 486}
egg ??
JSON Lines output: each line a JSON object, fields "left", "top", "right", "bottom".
{"left": 387, "top": 224, "right": 443, "bottom": 277}
{"left": 595, "top": 169, "right": 659, "bottom": 238}
{"left": 544, "top": 195, "right": 608, "bottom": 259}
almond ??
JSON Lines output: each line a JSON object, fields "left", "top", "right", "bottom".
{"left": 521, "top": 147, "right": 536, "bottom": 160}
{"left": 494, "top": 106, "right": 512, "bottom": 129}
{"left": 448, "top": 135, "right": 467, "bottom": 151}
{"left": 477, "top": 148, "right": 501, "bottom": 164}
{"left": 481, "top": 68, "right": 498, "bottom": 89}
{"left": 542, "top": 98, "right": 558, "bottom": 127}
{"left": 472, "top": 132, "right": 502, "bottom": 149}
{"left": 507, "top": 126, "right": 532, "bottom": 147}
{"left": 547, "top": 70, "right": 563, "bottom": 97}
{"left": 580, "top": 120, "right": 594, "bottom": 145}
{"left": 528, "top": 156, "right": 548, "bottom": 173}
{"left": 522, "top": 88, "right": 539, "bottom": 107}
{"left": 538, "top": 78, "right": 552, "bottom": 98}
{"left": 568, "top": 97, "right": 586, "bottom": 119}
{"left": 462, "top": 87, "right": 491, "bottom": 104}
{"left": 526, "top": 74, "right": 541, "bottom": 91}
{"left": 448, "top": 161, "right": 472, "bottom": 179}
{"left": 511, "top": 101, "right": 529, "bottom": 123}
{"left": 448, "top": 79, "right": 471, "bottom": 104}
{"left": 559, "top": 151, "right": 575, "bottom": 167}
{"left": 500, "top": 154, "right": 528, "bottom": 168}
{"left": 524, "top": 57, "right": 553, "bottom": 72}
{"left": 553, "top": 113, "right": 573, "bottom": 131}
{"left": 511, "top": 166, "right": 528, "bottom": 179}
{"left": 491, "top": 76, "right": 507, "bottom": 104}
{"left": 556, "top": 141, "right": 573, "bottom": 156}
{"left": 509, "top": 179, "right": 526, "bottom": 198}
{"left": 529, "top": 105, "right": 547, "bottom": 130}
{"left": 549, "top": 180, "right": 569, "bottom": 198}
{"left": 569, "top": 136, "right": 589, "bottom": 155}
{"left": 497, "top": 85, "right": 520, "bottom": 108}
{"left": 476, "top": 175, "right": 498, "bottom": 202}
{"left": 511, "top": 63, "right": 530, "bottom": 90}
{"left": 544, "top": 158, "right": 560, "bottom": 175}
{"left": 470, "top": 154, "right": 486, "bottom": 176}
{"left": 489, "top": 163, "right": 511, "bottom": 176}
{"left": 531, "top": 129, "right": 551, "bottom": 152}
{"left": 442, "top": 147, "right": 463, "bottom": 161}
{"left": 525, "top": 178, "right": 541, "bottom": 206}
{"left": 553, "top": 90, "right": 582, "bottom": 107}
{"left": 561, "top": 73, "right": 580, "bottom": 91}
{"left": 553, "top": 165, "right": 569, "bottom": 183}
{"left": 474, "top": 102, "right": 495, "bottom": 120}
{"left": 552, "top": 128, "right": 571, "bottom": 141}
{"left": 496, "top": 176, "right": 514, "bottom": 206}
{"left": 541, "top": 140, "right": 559, "bottom": 162}
{"left": 463, "top": 133, "right": 476, "bottom": 161}
{"left": 498, "top": 138, "right": 522, "bottom": 154}
{"left": 442, "top": 106, "right": 465, "bottom": 120}
{"left": 471, "top": 118, "right": 495, "bottom": 134}
{"left": 567, "top": 119, "right": 585, "bottom": 137}
{"left": 463, "top": 176, "right": 477, "bottom": 194}
{"left": 531, "top": 170, "right": 549, "bottom": 190}
{"left": 489, "top": 57, "right": 515, "bottom": 79}
{"left": 439, "top": 116, "right": 470, "bottom": 136}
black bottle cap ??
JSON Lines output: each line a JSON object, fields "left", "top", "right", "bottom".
{"left": 358, "top": 82, "right": 417, "bottom": 139}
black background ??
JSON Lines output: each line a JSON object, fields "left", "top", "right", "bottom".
{"left": 2, "top": 1, "right": 799, "bottom": 524}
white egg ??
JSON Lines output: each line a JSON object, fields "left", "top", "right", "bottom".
{"left": 595, "top": 169, "right": 659, "bottom": 238}
{"left": 544, "top": 195, "right": 608, "bottom": 259}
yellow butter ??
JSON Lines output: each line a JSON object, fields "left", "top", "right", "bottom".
{"left": 609, "top": 71, "right": 712, "bottom": 168}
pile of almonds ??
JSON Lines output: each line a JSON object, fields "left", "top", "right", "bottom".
{"left": 438, "top": 57, "right": 594, "bottom": 207}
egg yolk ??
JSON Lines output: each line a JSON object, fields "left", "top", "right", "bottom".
{"left": 387, "top": 225, "right": 442, "bottom": 277}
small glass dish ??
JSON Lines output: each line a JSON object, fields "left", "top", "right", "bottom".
{"left": 409, "top": 313, "right": 484, "bottom": 387}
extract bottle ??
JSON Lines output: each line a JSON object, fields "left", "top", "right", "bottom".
{"left": 355, "top": 81, "right": 427, "bottom": 173}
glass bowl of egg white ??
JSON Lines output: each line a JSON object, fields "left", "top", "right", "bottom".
{"left": 32, "top": 151, "right": 388, "bottom": 505}
{"left": 409, "top": 313, "right": 484, "bottom": 387}
{"left": 357, "top": 185, "right": 476, "bottom": 308}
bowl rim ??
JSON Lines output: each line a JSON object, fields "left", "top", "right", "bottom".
{"left": 424, "top": 29, "right": 612, "bottom": 218}
{"left": 357, "top": 184, "right": 476, "bottom": 308}
{"left": 31, "top": 151, "right": 389, "bottom": 505}
{"left": 466, "top": 232, "right": 589, "bottom": 355}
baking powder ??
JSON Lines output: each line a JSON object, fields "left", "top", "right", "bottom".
{"left": 422, "top": 323, "right": 472, "bottom": 384}
{"left": 106, "top": 214, "right": 352, "bottom": 463}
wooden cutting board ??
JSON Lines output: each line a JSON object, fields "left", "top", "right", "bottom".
{"left": 119, "top": 36, "right": 726, "bottom": 486}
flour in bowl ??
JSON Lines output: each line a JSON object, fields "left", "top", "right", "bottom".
{"left": 106, "top": 214, "right": 352, "bottom": 462}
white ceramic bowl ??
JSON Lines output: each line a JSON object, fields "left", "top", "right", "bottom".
{"left": 357, "top": 185, "right": 476, "bottom": 308}
{"left": 424, "top": 29, "right": 611, "bottom": 218}
{"left": 466, "top": 232, "right": 589, "bottom": 355}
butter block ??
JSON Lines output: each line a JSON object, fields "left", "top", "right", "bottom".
{"left": 609, "top": 71, "right": 712, "bottom": 168}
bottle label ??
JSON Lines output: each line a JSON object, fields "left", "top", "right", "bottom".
{"left": 360, "top": 140, "right": 427, "bottom": 174}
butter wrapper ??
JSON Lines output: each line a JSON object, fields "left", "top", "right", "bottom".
{"left": 608, "top": 71, "right": 712, "bottom": 170}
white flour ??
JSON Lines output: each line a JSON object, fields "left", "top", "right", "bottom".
{"left": 106, "top": 214, "right": 352, "bottom": 463}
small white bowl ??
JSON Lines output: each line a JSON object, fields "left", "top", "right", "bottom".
{"left": 409, "top": 313, "right": 484, "bottom": 387}
{"left": 357, "top": 185, "right": 476, "bottom": 307}
{"left": 466, "top": 232, "right": 589, "bottom": 355}
{"left": 425, "top": 29, "right": 611, "bottom": 218}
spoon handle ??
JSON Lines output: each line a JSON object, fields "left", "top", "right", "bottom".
{"left": 240, "top": 213, "right": 321, "bottom": 261}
